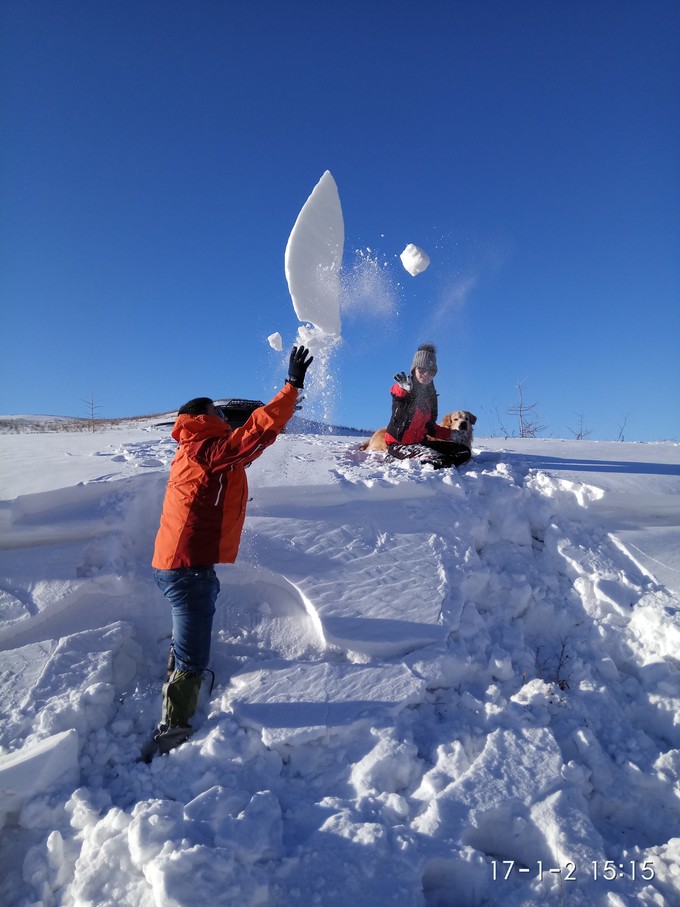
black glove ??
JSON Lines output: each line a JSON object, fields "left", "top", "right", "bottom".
{"left": 394, "top": 371, "right": 413, "bottom": 392}
{"left": 287, "top": 346, "right": 314, "bottom": 389}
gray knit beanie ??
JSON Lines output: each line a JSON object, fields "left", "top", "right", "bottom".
{"left": 411, "top": 343, "right": 438, "bottom": 375}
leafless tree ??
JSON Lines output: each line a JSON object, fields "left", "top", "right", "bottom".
{"left": 81, "top": 393, "right": 102, "bottom": 433}
{"left": 617, "top": 412, "right": 630, "bottom": 442}
{"left": 567, "top": 414, "right": 592, "bottom": 441}
{"left": 482, "top": 402, "right": 511, "bottom": 438}
{"left": 535, "top": 638, "right": 573, "bottom": 691}
{"left": 508, "top": 380, "right": 546, "bottom": 438}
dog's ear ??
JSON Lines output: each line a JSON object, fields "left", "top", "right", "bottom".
{"left": 467, "top": 412, "right": 477, "bottom": 426}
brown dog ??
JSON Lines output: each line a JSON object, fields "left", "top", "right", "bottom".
{"left": 360, "top": 427, "right": 389, "bottom": 452}
{"left": 439, "top": 411, "right": 477, "bottom": 448}
{"left": 360, "top": 411, "right": 476, "bottom": 453}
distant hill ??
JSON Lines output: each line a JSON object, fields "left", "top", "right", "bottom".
{"left": 0, "top": 412, "right": 374, "bottom": 438}
{"left": 0, "top": 413, "right": 170, "bottom": 434}
{"left": 286, "top": 414, "right": 370, "bottom": 437}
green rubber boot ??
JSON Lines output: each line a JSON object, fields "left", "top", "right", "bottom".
{"left": 161, "top": 669, "right": 202, "bottom": 728}
{"left": 140, "top": 670, "right": 204, "bottom": 762}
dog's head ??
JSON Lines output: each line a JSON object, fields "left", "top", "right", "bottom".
{"left": 441, "top": 410, "right": 477, "bottom": 446}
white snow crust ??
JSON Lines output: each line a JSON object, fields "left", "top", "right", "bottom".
{"left": 284, "top": 171, "right": 344, "bottom": 337}
{"left": 1, "top": 423, "right": 679, "bottom": 906}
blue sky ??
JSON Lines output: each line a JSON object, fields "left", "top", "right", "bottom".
{"left": 2, "top": 0, "right": 678, "bottom": 441}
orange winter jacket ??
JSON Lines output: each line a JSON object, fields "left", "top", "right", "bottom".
{"left": 152, "top": 383, "right": 298, "bottom": 569}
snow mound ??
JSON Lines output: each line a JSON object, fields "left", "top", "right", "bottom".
{"left": 0, "top": 730, "right": 79, "bottom": 826}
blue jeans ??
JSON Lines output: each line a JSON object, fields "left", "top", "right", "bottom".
{"left": 153, "top": 567, "right": 220, "bottom": 675}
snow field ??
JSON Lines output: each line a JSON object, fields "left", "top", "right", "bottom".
{"left": 0, "top": 429, "right": 679, "bottom": 905}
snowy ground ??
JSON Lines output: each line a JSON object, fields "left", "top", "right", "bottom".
{"left": 1, "top": 422, "right": 679, "bottom": 906}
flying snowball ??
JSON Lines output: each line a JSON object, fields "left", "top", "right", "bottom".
{"left": 267, "top": 332, "right": 283, "bottom": 352}
{"left": 400, "top": 243, "right": 430, "bottom": 277}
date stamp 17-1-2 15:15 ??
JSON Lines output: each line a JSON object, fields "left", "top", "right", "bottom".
{"left": 491, "top": 860, "right": 655, "bottom": 883}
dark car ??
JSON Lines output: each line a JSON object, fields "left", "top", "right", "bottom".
{"left": 155, "top": 398, "right": 265, "bottom": 430}
{"left": 213, "top": 398, "right": 265, "bottom": 429}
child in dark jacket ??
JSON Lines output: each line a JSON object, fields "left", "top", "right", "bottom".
{"left": 385, "top": 343, "right": 471, "bottom": 469}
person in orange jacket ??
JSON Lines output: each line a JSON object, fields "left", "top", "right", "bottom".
{"left": 144, "top": 345, "right": 313, "bottom": 759}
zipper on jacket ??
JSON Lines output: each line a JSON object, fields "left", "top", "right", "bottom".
{"left": 214, "top": 474, "right": 224, "bottom": 507}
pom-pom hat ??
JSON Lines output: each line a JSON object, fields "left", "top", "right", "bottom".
{"left": 411, "top": 343, "right": 438, "bottom": 375}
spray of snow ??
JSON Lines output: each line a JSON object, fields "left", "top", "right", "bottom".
{"left": 423, "top": 233, "right": 511, "bottom": 333}
{"left": 293, "top": 325, "right": 341, "bottom": 425}
{"left": 424, "top": 271, "right": 479, "bottom": 335}
{"left": 340, "top": 247, "right": 399, "bottom": 322}
{"left": 296, "top": 245, "right": 401, "bottom": 421}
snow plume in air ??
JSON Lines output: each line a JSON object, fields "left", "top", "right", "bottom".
{"left": 424, "top": 238, "right": 510, "bottom": 334}
{"left": 430, "top": 271, "right": 479, "bottom": 325}
{"left": 294, "top": 325, "right": 341, "bottom": 426}
{"left": 340, "top": 247, "right": 399, "bottom": 323}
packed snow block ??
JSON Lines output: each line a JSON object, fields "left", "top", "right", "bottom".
{"left": 144, "top": 842, "right": 269, "bottom": 907}
{"left": 285, "top": 170, "right": 344, "bottom": 336}
{"left": 184, "top": 784, "right": 251, "bottom": 839}
{"left": 630, "top": 590, "right": 680, "bottom": 665}
{"left": 530, "top": 788, "right": 607, "bottom": 874}
{"left": 184, "top": 787, "right": 283, "bottom": 862}
{"left": 130, "top": 797, "right": 277, "bottom": 903}
{"left": 350, "top": 729, "right": 420, "bottom": 797}
{"left": 215, "top": 791, "right": 283, "bottom": 862}
{"left": 400, "top": 243, "right": 430, "bottom": 276}
{"left": 0, "top": 640, "right": 56, "bottom": 725}
{"left": 127, "top": 799, "right": 185, "bottom": 869}
{"left": 9, "top": 476, "right": 152, "bottom": 526}
{"left": 267, "top": 331, "right": 283, "bottom": 352}
{"left": 319, "top": 614, "right": 445, "bottom": 658}
{"left": 301, "top": 809, "right": 425, "bottom": 906}
{"left": 4, "top": 622, "right": 140, "bottom": 746}
{"left": 414, "top": 726, "right": 566, "bottom": 867}
{"left": 0, "top": 729, "right": 79, "bottom": 828}
{"left": 228, "top": 661, "right": 426, "bottom": 748}
{"left": 280, "top": 526, "right": 450, "bottom": 658}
